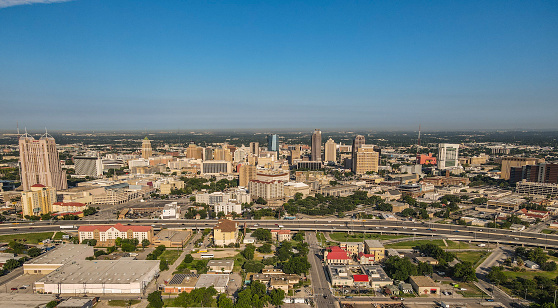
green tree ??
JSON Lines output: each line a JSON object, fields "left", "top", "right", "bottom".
{"left": 147, "top": 290, "right": 164, "bottom": 308}
{"left": 3, "top": 259, "right": 20, "bottom": 271}
{"left": 142, "top": 239, "right": 150, "bottom": 248}
{"left": 27, "top": 247, "right": 42, "bottom": 258}
{"left": 243, "top": 260, "right": 265, "bottom": 273}
{"left": 242, "top": 244, "right": 256, "bottom": 260}
{"left": 257, "top": 243, "right": 272, "bottom": 254}
{"left": 183, "top": 254, "right": 194, "bottom": 263}
{"left": 252, "top": 229, "right": 272, "bottom": 241}
{"left": 9, "top": 241, "right": 25, "bottom": 254}
{"left": 159, "top": 259, "right": 169, "bottom": 271}
{"left": 218, "top": 294, "right": 234, "bottom": 308}
{"left": 46, "top": 301, "right": 58, "bottom": 308}
{"left": 270, "top": 288, "right": 285, "bottom": 306}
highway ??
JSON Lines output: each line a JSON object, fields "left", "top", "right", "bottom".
{"left": 2, "top": 218, "right": 557, "bottom": 249}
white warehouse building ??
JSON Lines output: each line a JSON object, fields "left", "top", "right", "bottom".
{"left": 35, "top": 259, "right": 159, "bottom": 294}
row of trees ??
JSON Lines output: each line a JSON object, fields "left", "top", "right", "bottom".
{"left": 283, "top": 191, "right": 391, "bottom": 216}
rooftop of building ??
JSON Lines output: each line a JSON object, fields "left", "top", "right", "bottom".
{"left": 153, "top": 229, "right": 191, "bottom": 243}
{"left": 214, "top": 219, "right": 237, "bottom": 232}
{"left": 207, "top": 260, "right": 234, "bottom": 268}
{"left": 195, "top": 274, "right": 230, "bottom": 289}
{"left": 37, "top": 259, "right": 159, "bottom": 284}
{"left": 364, "top": 240, "right": 384, "bottom": 249}
{"left": 26, "top": 244, "right": 93, "bottom": 265}
{"left": 409, "top": 275, "right": 437, "bottom": 287}
{"left": 168, "top": 273, "right": 199, "bottom": 287}
{"left": 57, "top": 297, "right": 94, "bottom": 308}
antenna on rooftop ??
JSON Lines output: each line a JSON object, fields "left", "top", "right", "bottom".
{"left": 17, "top": 122, "right": 20, "bottom": 137}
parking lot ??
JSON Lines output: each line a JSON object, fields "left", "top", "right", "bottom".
{"left": 0, "top": 273, "right": 44, "bottom": 294}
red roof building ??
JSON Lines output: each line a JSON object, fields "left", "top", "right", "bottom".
{"left": 78, "top": 223, "right": 154, "bottom": 246}
{"left": 325, "top": 246, "right": 350, "bottom": 265}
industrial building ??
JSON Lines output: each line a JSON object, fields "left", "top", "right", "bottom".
{"left": 24, "top": 244, "right": 94, "bottom": 275}
{"left": 35, "top": 258, "right": 159, "bottom": 294}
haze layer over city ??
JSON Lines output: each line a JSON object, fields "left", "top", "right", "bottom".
{"left": 1, "top": 1, "right": 558, "bottom": 308}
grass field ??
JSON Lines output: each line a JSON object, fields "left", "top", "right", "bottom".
{"left": 456, "top": 282, "right": 485, "bottom": 297}
{"left": 329, "top": 232, "right": 409, "bottom": 242}
{"left": 384, "top": 239, "right": 469, "bottom": 249}
{"left": 158, "top": 250, "right": 182, "bottom": 265}
{"left": 108, "top": 300, "right": 141, "bottom": 306}
{"left": 0, "top": 232, "right": 55, "bottom": 244}
{"left": 456, "top": 250, "right": 489, "bottom": 265}
{"left": 503, "top": 256, "right": 558, "bottom": 280}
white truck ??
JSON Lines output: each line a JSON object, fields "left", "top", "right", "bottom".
{"left": 60, "top": 225, "right": 76, "bottom": 229}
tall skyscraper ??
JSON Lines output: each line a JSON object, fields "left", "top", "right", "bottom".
{"left": 249, "top": 142, "right": 260, "bottom": 156}
{"left": 142, "top": 137, "right": 152, "bottom": 159}
{"left": 19, "top": 133, "right": 67, "bottom": 191}
{"left": 437, "top": 143, "right": 460, "bottom": 169}
{"left": 311, "top": 129, "right": 322, "bottom": 161}
{"left": 324, "top": 138, "right": 336, "bottom": 162}
{"left": 351, "top": 135, "right": 366, "bottom": 170}
{"left": 352, "top": 135, "right": 365, "bottom": 154}
{"left": 267, "top": 134, "right": 279, "bottom": 152}
{"left": 352, "top": 145, "right": 379, "bottom": 174}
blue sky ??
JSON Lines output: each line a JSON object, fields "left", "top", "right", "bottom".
{"left": 0, "top": 0, "right": 557, "bottom": 131}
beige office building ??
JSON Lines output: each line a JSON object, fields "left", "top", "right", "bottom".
{"left": 238, "top": 164, "right": 256, "bottom": 187}
{"left": 249, "top": 180, "right": 285, "bottom": 200}
{"left": 186, "top": 144, "right": 204, "bottom": 159}
{"left": 249, "top": 142, "right": 260, "bottom": 156}
{"left": 22, "top": 184, "right": 57, "bottom": 217}
{"left": 142, "top": 137, "right": 152, "bottom": 159}
{"left": 501, "top": 157, "right": 539, "bottom": 180}
{"left": 19, "top": 134, "right": 67, "bottom": 191}
{"left": 324, "top": 138, "right": 336, "bottom": 162}
{"left": 353, "top": 145, "right": 379, "bottom": 174}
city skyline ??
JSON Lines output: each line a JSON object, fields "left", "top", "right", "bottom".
{"left": 1, "top": 1, "right": 557, "bottom": 131}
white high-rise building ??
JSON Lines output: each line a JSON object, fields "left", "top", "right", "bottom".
{"left": 19, "top": 133, "right": 67, "bottom": 191}
{"left": 437, "top": 143, "right": 460, "bottom": 169}
{"left": 74, "top": 156, "right": 103, "bottom": 177}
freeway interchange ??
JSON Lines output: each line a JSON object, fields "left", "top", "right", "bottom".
{"left": 1, "top": 218, "right": 557, "bottom": 249}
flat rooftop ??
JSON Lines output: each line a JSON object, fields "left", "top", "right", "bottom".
{"left": 195, "top": 274, "right": 229, "bottom": 289}
{"left": 26, "top": 244, "right": 93, "bottom": 265}
{"left": 207, "top": 259, "right": 234, "bottom": 267}
{"left": 168, "top": 273, "right": 199, "bottom": 287}
{"left": 38, "top": 259, "right": 159, "bottom": 285}
{"left": 154, "top": 229, "right": 191, "bottom": 242}
{"left": 364, "top": 240, "right": 384, "bottom": 249}
{"left": 0, "top": 293, "right": 56, "bottom": 308}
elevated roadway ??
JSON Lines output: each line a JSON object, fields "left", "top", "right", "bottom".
{"left": 1, "top": 218, "right": 557, "bottom": 248}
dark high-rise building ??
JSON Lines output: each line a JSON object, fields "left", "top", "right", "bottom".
{"left": 509, "top": 163, "right": 558, "bottom": 184}
{"left": 311, "top": 129, "right": 322, "bottom": 161}
{"left": 267, "top": 134, "right": 279, "bottom": 152}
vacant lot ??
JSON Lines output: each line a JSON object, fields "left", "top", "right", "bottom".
{"left": 0, "top": 232, "right": 55, "bottom": 244}
{"left": 158, "top": 250, "right": 182, "bottom": 265}
{"left": 455, "top": 250, "right": 489, "bottom": 265}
